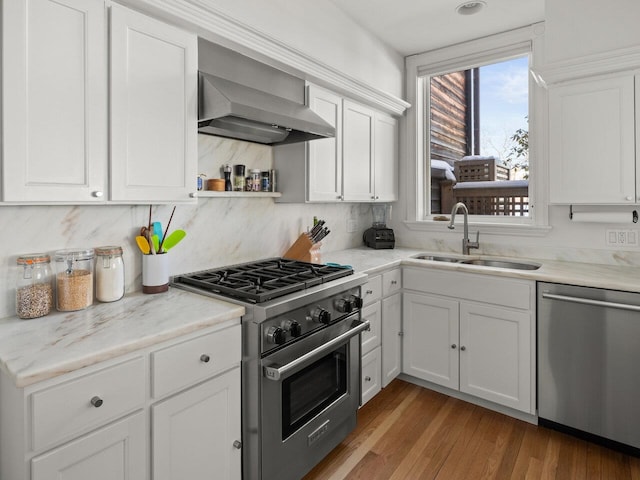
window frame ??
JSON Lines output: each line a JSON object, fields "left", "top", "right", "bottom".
{"left": 403, "top": 23, "right": 550, "bottom": 236}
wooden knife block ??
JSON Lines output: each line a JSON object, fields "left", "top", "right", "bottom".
{"left": 283, "top": 233, "right": 321, "bottom": 263}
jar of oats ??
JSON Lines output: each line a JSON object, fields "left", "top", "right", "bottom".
{"left": 54, "top": 248, "right": 95, "bottom": 311}
{"left": 15, "top": 254, "right": 53, "bottom": 319}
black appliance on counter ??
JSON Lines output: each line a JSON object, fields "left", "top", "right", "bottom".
{"left": 363, "top": 203, "right": 394, "bottom": 249}
{"left": 363, "top": 226, "right": 395, "bottom": 249}
{"left": 172, "top": 258, "right": 368, "bottom": 480}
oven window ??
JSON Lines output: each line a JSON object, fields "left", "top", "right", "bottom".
{"left": 281, "top": 345, "right": 348, "bottom": 439}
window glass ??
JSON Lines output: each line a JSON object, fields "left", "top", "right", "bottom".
{"left": 428, "top": 56, "right": 529, "bottom": 217}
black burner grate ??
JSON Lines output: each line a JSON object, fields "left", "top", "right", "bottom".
{"left": 173, "top": 258, "right": 353, "bottom": 303}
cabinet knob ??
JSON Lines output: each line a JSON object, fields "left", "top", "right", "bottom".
{"left": 366, "top": 289, "right": 373, "bottom": 294}
{"left": 90, "top": 396, "right": 103, "bottom": 408}
{"left": 451, "top": 344, "right": 457, "bottom": 349}
{"left": 375, "top": 196, "right": 379, "bottom": 200}
{"left": 200, "top": 354, "right": 211, "bottom": 363}
{"left": 92, "top": 191, "right": 103, "bottom": 198}
{"left": 338, "top": 195, "right": 344, "bottom": 200}
{"left": 365, "top": 376, "right": 372, "bottom": 382}
{"left": 233, "top": 440, "right": 242, "bottom": 449}
{"left": 626, "top": 196, "right": 634, "bottom": 201}
{"left": 190, "top": 192, "right": 198, "bottom": 198}
{"left": 391, "top": 280, "right": 398, "bottom": 285}
{"left": 460, "top": 346, "right": 466, "bottom": 351}
{"left": 398, "top": 331, "right": 404, "bottom": 336}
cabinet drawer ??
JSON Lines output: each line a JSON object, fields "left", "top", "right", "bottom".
{"left": 361, "top": 302, "right": 381, "bottom": 355}
{"left": 403, "top": 267, "right": 532, "bottom": 310}
{"left": 382, "top": 269, "right": 401, "bottom": 296}
{"left": 31, "top": 357, "right": 145, "bottom": 451}
{"left": 362, "top": 275, "right": 382, "bottom": 306}
{"left": 151, "top": 324, "right": 241, "bottom": 399}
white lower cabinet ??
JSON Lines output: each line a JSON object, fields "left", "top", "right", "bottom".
{"left": 31, "top": 413, "right": 146, "bottom": 480}
{"left": 0, "top": 322, "right": 241, "bottom": 480}
{"left": 361, "top": 347, "right": 382, "bottom": 405}
{"left": 402, "top": 268, "right": 535, "bottom": 414}
{"left": 381, "top": 291, "right": 402, "bottom": 387}
{"left": 153, "top": 368, "right": 241, "bottom": 480}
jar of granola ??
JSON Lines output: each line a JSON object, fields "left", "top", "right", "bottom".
{"left": 54, "top": 248, "right": 95, "bottom": 311}
{"left": 15, "top": 254, "right": 53, "bottom": 319}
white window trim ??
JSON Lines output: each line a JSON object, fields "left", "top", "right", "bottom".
{"left": 403, "top": 23, "right": 550, "bottom": 237}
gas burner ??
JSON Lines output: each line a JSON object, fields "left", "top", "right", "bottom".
{"left": 172, "top": 258, "right": 353, "bottom": 303}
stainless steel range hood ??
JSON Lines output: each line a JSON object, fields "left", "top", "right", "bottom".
{"left": 197, "top": 72, "right": 335, "bottom": 145}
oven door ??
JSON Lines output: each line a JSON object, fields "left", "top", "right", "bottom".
{"left": 260, "top": 315, "right": 368, "bottom": 480}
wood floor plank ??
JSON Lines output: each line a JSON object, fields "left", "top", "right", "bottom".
{"left": 303, "top": 380, "right": 640, "bottom": 480}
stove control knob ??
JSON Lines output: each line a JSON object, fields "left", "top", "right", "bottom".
{"left": 266, "top": 326, "right": 286, "bottom": 345}
{"left": 282, "top": 320, "right": 302, "bottom": 338}
{"left": 336, "top": 298, "right": 354, "bottom": 313}
{"left": 311, "top": 307, "right": 331, "bottom": 325}
{"left": 349, "top": 295, "right": 364, "bottom": 309}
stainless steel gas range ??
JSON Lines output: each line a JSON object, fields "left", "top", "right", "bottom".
{"left": 172, "top": 258, "right": 368, "bottom": 480}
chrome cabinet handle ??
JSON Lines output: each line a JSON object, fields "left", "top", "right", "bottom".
{"left": 542, "top": 292, "right": 640, "bottom": 312}
{"left": 391, "top": 280, "right": 398, "bottom": 285}
{"left": 366, "top": 289, "right": 373, "bottom": 294}
{"left": 460, "top": 346, "right": 466, "bottom": 351}
{"left": 200, "top": 354, "right": 211, "bottom": 363}
{"left": 451, "top": 344, "right": 457, "bottom": 349}
{"left": 90, "top": 396, "right": 103, "bottom": 408}
{"left": 233, "top": 440, "right": 242, "bottom": 449}
{"left": 92, "top": 191, "right": 103, "bottom": 198}
{"left": 365, "top": 376, "right": 372, "bottom": 382}
{"left": 189, "top": 192, "right": 198, "bottom": 198}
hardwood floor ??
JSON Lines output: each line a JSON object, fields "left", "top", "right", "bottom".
{"left": 303, "top": 380, "right": 640, "bottom": 480}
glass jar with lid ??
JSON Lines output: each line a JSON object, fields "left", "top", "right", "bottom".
{"left": 95, "top": 246, "right": 125, "bottom": 302}
{"left": 54, "top": 248, "right": 95, "bottom": 311}
{"left": 15, "top": 254, "right": 53, "bottom": 319}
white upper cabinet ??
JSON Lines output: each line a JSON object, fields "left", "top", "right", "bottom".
{"left": 1, "top": 1, "right": 197, "bottom": 204}
{"left": 2, "top": 0, "right": 108, "bottom": 202}
{"left": 307, "top": 85, "right": 343, "bottom": 202}
{"left": 110, "top": 4, "right": 197, "bottom": 203}
{"left": 548, "top": 73, "right": 637, "bottom": 204}
{"left": 342, "top": 100, "right": 375, "bottom": 202}
{"left": 373, "top": 112, "right": 398, "bottom": 203}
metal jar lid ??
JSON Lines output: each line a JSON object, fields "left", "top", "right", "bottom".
{"left": 54, "top": 248, "right": 95, "bottom": 262}
{"left": 95, "top": 246, "right": 123, "bottom": 256}
{"left": 16, "top": 253, "right": 51, "bottom": 265}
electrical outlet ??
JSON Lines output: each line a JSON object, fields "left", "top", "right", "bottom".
{"left": 606, "top": 229, "right": 639, "bottom": 247}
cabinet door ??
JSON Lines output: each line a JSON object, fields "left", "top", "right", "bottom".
{"left": 2, "top": 0, "right": 107, "bottom": 202}
{"left": 31, "top": 412, "right": 146, "bottom": 480}
{"left": 549, "top": 74, "right": 636, "bottom": 204}
{"left": 381, "top": 292, "right": 402, "bottom": 388}
{"left": 459, "top": 303, "right": 531, "bottom": 413}
{"left": 110, "top": 4, "right": 197, "bottom": 203}
{"left": 361, "top": 346, "right": 382, "bottom": 405}
{"left": 402, "top": 292, "right": 459, "bottom": 389}
{"left": 342, "top": 100, "right": 375, "bottom": 201}
{"left": 153, "top": 368, "right": 241, "bottom": 480}
{"left": 307, "top": 85, "right": 343, "bottom": 202}
{"left": 373, "top": 113, "right": 398, "bottom": 202}
{"left": 361, "top": 301, "right": 381, "bottom": 356}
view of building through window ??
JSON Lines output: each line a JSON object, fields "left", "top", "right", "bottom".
{"left": 428, "top": 56, "right": 529, "bottom": 216}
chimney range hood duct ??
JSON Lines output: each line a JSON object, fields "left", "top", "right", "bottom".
{"left": 197, "top": 72, "right": 335, "bottom": 145}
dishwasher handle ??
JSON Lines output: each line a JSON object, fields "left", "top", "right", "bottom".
{"left": 542, "top": 291, "right": 640, "bottom": 313}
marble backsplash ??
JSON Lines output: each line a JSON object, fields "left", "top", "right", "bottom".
{"left": 0, "top": 136, "right": 368, "bottom": 319}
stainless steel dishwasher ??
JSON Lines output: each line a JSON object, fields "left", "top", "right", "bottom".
{"left": 538, "top": 282, "right": 640, "bottom": 454}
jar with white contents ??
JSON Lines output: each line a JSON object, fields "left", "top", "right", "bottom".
{"left": 95, "top": 246, "right": 125, "bottom": 302}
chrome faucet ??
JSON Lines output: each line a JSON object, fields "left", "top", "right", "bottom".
{"left": 448, "top": 202, "right": 480, "bottom": 255}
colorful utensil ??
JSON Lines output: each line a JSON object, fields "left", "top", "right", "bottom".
{"left": 151, "top": 234, "right": 160, "bottom": 254}
{"left": 136, "top": 236, "right": 150, "bottom": 254}
{"left": 162, "top": 229, "right": 186, "bottom": 251}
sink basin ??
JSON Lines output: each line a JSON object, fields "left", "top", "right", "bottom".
{"left": 412, "top": 254, "right": 461, "bottom": 263}
{"left": 460, "top": 259, "right": 540, "bottom": 270}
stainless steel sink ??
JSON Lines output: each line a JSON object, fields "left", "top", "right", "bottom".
{"left": 412, "top": 254, "right": 462, "bottom": 262}
{"left": 460, "top": 259, "right": 540, "bottom": 270}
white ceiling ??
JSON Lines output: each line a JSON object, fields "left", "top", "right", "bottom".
{"left": 330, "top": 0, "right": 545, "bottom": 56}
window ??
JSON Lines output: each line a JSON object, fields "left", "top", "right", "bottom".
{"left": 405, "top": 25, "right": 547, "bottom": 231}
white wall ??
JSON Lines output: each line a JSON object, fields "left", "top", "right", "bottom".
{"left": 545, "top": 0, "right": 640, "bottom": 64}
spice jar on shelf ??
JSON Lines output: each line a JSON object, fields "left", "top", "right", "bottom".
{"left": 95, "top": 246, "right": 125, "bottom": 303}
{"left": 54, "top": 248, "right": 95, "bottom": 311}
{"left": 15, "top": 253, "right": 53, "bottom": 319}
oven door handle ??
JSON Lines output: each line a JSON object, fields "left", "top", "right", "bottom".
{"left": 263, "top": 319, "right": 370, "bottom": 381}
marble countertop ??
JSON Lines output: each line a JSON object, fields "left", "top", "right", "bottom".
{"left": 324, "top": 247, "right": 640, "bottom": 293}
{"left": 0, "top": 289, "right": 244, "bottom": 388}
